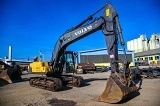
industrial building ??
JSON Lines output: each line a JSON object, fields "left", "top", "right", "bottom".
{"left": 127, "top": 33, "right": 160, "bottom": 64}
{"left": 78, "top": 48, "right": 134, "bottom": 66}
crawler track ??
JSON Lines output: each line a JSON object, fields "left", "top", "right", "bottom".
{"left": 29, "top": 76, "right": 63, "bottom": 91}
{"left": 29, "top": 76, "right": 84, "bottom": 91}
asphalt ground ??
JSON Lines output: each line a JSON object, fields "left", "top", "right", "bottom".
{"left": 0, "top": 71, "right": 160, "bottom": 106}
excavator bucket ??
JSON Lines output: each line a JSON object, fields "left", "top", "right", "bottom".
{"left": 0, "top": 69, "right": 22, "bottom": 85}
{"left": 0, "top": 70, "right": 12, "bottom": 84}
{"left": 96, "top": 74, "right": 137, "bottom": 103}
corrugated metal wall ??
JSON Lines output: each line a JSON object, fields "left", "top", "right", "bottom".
{"left": 80, "top": 54, "right": 132, "bottom": 63}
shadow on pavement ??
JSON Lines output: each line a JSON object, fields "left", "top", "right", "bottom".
{"left": 119, "top": 91, "right": 140, "bottom": 104}
{"left": 84, "top": 78, "right": 108, "bottom": 83}
{"left": 0, "top": 78, "right": 29, "bottom": 87}
{"left": 81, "top": 78, "right": 108, "bottom": 87}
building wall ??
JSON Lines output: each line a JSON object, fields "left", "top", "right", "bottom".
{"left": 80, "top": 54, "right": 132, "bottom": 63}
{"left": 78, "top": 48, "right": 134, "bottom": 66}
{"left": 134, "top": 55, "right": 160, "bottom": 64}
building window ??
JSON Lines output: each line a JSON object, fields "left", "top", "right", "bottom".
{"left": 149, "top": 57, "right": 153, "bottom": 60}
{"left": 140, "top": 58, "right": 143, "bottom": 60}
{"left": 155, "top": 56, "right": 159, "bottom": 60}
{"left": 145, "top": 57, "right": 148, "bottom": 60}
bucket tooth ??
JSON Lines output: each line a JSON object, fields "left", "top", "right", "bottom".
{"left": 96, "top": 75, "right": 137, "bottom": 103}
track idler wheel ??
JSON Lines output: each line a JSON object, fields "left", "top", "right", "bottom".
{"left": 72, "top": 76, "right": 83, "bottom": 87}
{"left": 29, "top": 78, "right": 35, "bottom": 87}
{"left": 96, "top": 74, "right": 137, "bottom": 103}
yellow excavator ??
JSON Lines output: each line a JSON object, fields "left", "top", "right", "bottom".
{"left": 29, "top": 56, "right": 51, "bottom": 74}
{"left": 29, "top": 2, "right": 137, "bottom": 103}
{"left": 29, "top": 51, "right": 77, "bottom": 74}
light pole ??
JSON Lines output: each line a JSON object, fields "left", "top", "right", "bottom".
{"left": 39, "top": 51, "right": 44, "bottom": 61}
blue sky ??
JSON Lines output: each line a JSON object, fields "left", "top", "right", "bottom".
{"left": 0, "top": 0, "right": 160, "bottom": 61}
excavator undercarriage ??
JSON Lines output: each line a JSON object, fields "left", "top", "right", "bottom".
{"left": 29, "top": 74, "right": 83, "bottom": 91}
